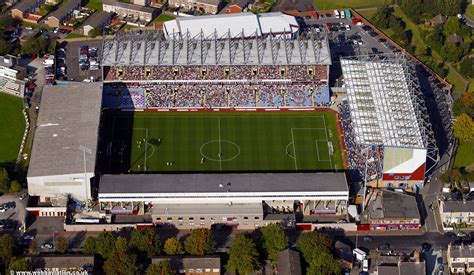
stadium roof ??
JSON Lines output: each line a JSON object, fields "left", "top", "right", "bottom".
{"left": 98, "top": 173, "right": 348, "bottom": 194}
{"left": 340, "top": 54, "right": 425, "bottom": 148}
{"left": 101, "top": 29, "right": 331, "bottom": 66}
{"left": 28, "top": 83, "right": 102, "bottom": 177}
{"left": 163, "top": 12, "right": 299, "bottom": 38}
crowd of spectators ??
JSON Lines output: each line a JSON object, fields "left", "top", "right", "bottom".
{"left": 339, "top": 101, "right": 383, "bottom": 185}
{"left": 104, "top": 65, "right": 328, "bottom": 82}
{"left": 104, "top": 82, "right": 329, "bottom": 108}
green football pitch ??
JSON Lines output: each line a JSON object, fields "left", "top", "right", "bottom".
{"left": 0, "top": 93, "right": 25, "bottom": 163}
{"left": 106, "top": 111, "right": 343, "bottom": 173}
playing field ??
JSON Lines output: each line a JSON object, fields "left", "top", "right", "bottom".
{"left": 106, "top": 111, "right": 343, "bottom": 173}
{"left": 0, "top": 93, "right": 25, "bottom": 163}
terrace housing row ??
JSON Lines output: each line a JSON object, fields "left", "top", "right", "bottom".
{"left": 8, "top": 0, "right": 255, "bottom": 35}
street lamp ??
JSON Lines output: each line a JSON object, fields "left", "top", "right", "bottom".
{"left": 79, "top": 145, "right": 92, "bottom": 211}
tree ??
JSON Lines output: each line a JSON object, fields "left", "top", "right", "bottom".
{"left": 0, "top": 39, "right": 12, "bottom": 55}
{"left": 458, "top": 57, "right": 474, "bottom": 78}
{"left": 226, "top": 233, "right": 259, "bottom": 275}
{"left": 9, "top": 181, "right": 21, "bottom": 193}
{"left": 55, "top": 236, "right": 68, "bottom": 253}
{"left": 440, "top": 169, "right": 464, "bottom": 185}
{"left": 440, "top": 41, "right": 464, "bottom": 62}
{"left": 296, "top": 232, "right": 332, "bottom": 263}
{"left": 371, "top": 5, "right": 393, "bottom": 29}
{"left": 29, "top": 240, "right": 39, "bottom": 256}
{"left": 89, "top": 28, "right": 103, "bottom": 37}
{"left": 104, "top": 237, "right": 139, "bottom": 275}
{"left": 453, "top": 92, "right": 474, "bottom": 118}
{"left": 0, "top": 235, "right": 15, "bottom": 266}
{"left": 96, "top": 231, "right": 116, "bottom": 259}
{"left": 443, "top": 17, "right": 461, "bottom": 36}
{"left": 442, "top": 0, "right": 463, "bottom": 16}
{"left": 146, "top": 261, "right": 174, "bottom": 275}
{"left": 163, "top": 237, "right": 184, "bottom": 255}
{"left": 306, "top": 250, "right": 341, "bottom": 275}
{"left": 83, "top": 236, "right": 97, "bottom": 254}
{"left": 400, "top": 0, "right": 422, "bottom": 23}
{"left": 7, "top": 257, "right": 31, "bottom": 272}
{"left": 184, "top": 228, "right": 215, "bottom": 256}
{"left": 129, "top": 228, "right": 161, "bottom": 258}
{"left": 453, "top": 114, "right": 474, "bottom": 143}
{"left": 260, "top": 224, "right": 288, "bottom": 261}
{"left": 0, "top": 167, "right": 10, "bottom": 193}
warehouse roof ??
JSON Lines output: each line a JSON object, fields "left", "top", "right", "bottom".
{"left": 28, "top": 83, "right": 102, "bottom": 177}
{"left": 163, "top": 12, "right": 299, "bottom": 38}
{"left": 99, "top": 173, "right": 348, "bottom": 194}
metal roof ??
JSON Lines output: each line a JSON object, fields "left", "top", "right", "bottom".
{"left": 340, "top": 54, "right": 425, "bottom": 148}
{"left": 101, "top": 29, "right": 331, "bottom": 66}
{"left": 98, "top": 173, "right": 348, "bottom": 194}
{"left": 27, "top": 83, "right": 102, "bottom": 177}
{"left": 163, "top": 12, "right": 299, "bottom": 38}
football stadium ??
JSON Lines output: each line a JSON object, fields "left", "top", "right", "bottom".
{"left": 26, "top": 13, "right": 439, "bottom": 229}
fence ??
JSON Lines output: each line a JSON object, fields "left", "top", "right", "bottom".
{"left": 15, "top": 108, "right": 30, "bottom": 171}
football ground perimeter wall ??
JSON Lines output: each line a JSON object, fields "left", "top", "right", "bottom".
{"left": 121, "top": 106, "right": 349, "bottom": 170}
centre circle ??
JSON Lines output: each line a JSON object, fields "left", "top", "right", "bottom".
{"left": 200, "top": 140, "right": 241, "bottom": 162}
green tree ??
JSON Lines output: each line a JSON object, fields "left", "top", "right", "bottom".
{"left": 306, "top": 250, "right": 341, "bottom": 275}
{"left": 96, "top": 231, "right": 116, "bottom": 259}
{"left": 7, "top": 257, "right": 31, "bottom": 272}
{"left": 104, "top": 237, "right": 138, "bottom": 275}
{"left": 83, "top": 236, "right": 97, "bottom": 254}
{"left": 146, "top": 260, "right": 174, "bottom": 275}
{"left": 454, "top": 114, "right": 474, "bottom": 143}
{"left": 260, "top": 224, "right": 288, "bottom": 261}
{"left": 0, "top": 39, "right": 12, "bottom": 55}
{"left": 400, "top": 0, "right": 422, "bottom": 23}
{"left": 48, "top": 40, "right": 57, "bottom": 55}
{"left": 184, "top": 228, "right": 215, "bottom": 256}
{"left": 9, "top": 181, "right": 21, "bottom": 193}
{"left": 453, "top": 92, "right": 474, "bottom": 118}
{"left": 0, "top": 167, "right": 11, "bottom": 193}
{"left": 443, "top": 17, "right": 461, "bottom": 36}
{"left": 163, "top": 237, "right": 184, "bottom": 255}
{"left": 440, "top": 169, "right": 464, "bottom": 185}
{"left": 458, "top": 57, "right": 473, "bottom": 78}
{"left": 129, "top": 228, "right": 161, "bottom": 258}
{"left": 55, "top": 236, "right": 68, "bottom": 253}
{"left": 442, "top": 0, "right": 463, "bottom": 16}
{"left": 371, "top": 5, "right": 393, "bottom": 29}
{"left": 0, "top": 235, "right": 15, "bottom": 266}
{"left": 226, "top": 233, "right": 259, "bottom": 275}
{"left": 89, "top": 28, "right": 103, "bottom": 37}
{"left": 296, "top": 232, "right": 331, "bottom": 263}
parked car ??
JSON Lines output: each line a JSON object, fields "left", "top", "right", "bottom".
{"left": 378, "top": 243, "right": 390, "bottom": 250}
{"left": 363, "top": 236, "right": 373, "bottom": 242}
{"left": 456, "top": 231, "right": 467, "bottom": 237}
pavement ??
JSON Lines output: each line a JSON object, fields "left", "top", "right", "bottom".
{"left": 63, "top": 40, "right": 103, "bottom": 82}
{"left": 0, "top": 193, "right": 28, "bottom": 236}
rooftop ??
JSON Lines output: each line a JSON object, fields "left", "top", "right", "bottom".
{"left": 151, "top": 256, "right": 220, "bottom": 271}
{"left": 27, "top": 83, "right": 102, "bottom": 177}
{"left": 366, "top": 190, "right": 420, "bottom": 220}
{"left": 82, "top": 11, "right": 112, "bottom": 28}
{"left": 443, "top": 200, "right": 474, "bottom": 213}
{"left": 163, "top": 12, "right": 299, "bottom": 38}
{"left": 12, "top": 0, "right": 36, "bottom": 13}
{"left": 340, "top": 54, "right": 425, "bottom": 148}
{"left": 151, "top": 203, "right": 262, "bottom": 216}
{"left": 102, "top": 0, "right": 157, "bottom": 13}
{"left": 48, "top": 0, "right": 81, "bottom": 21}
{"left": 277, "top": 249, "right": 302, "bottom": 275}
{"left": 27, "top": 255, "right": 95, "bottom": 270}
{"left": 98, "top": 173, "right": 348, "bottom": 194}
{"left": 449, "top": 243, "right": 474, "bottom": 259}
{"left": 101, "top": 29, "right": 331, "bottom": 66}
